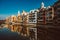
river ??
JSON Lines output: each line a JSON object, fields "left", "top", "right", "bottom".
{"left": 0, "top": 27, "right": 30, "bottom": 40}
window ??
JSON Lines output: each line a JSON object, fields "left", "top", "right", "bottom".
{"left": 37, "top": 13, "right": 43, "bottom": 17}
{"left": 57, "top": 5, "right": 60, "bottom": 8}
{"left": 46, "top": 12, "right": 52, "bottom": 17}
{"left": 57, "top": 10, "right": 60, "bottom": 17}
{"left": 49, "top": 16, "right": 52, "bottom": 19}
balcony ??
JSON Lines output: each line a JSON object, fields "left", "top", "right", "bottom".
{"left": 57, "top": 8, "right": 60, "bottom": 10}
{"left": 37, "top": 22, "right": 45, "bottom": 25}
{"left": 29, "top": 15, "right": 35, "bottom": 17}
{"left": 38, "top": 20, "right": 44, "bottom": 21}
{"left": 46, "top": 21, "right": 53, "bottom": 24}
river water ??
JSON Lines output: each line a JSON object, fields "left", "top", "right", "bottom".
{"left": 0, "top": 27, "right": 30, "bottom": 40}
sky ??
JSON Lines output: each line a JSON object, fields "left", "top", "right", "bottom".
{"left": 0, "top": 0, "right": 58, "bottom": 20}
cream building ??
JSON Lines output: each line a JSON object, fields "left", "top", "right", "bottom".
{"left": 5, "top": 11, "right": 22, "bottom": 33}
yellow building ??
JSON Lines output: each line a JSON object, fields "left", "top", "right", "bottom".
{"left": 5, "top": 10, "right": 30, "bottom": 36}
{"left": 5, "top": 16, "right": 11, "bottom": 28}
{"left": 17, "top": 11, "right": 22, "bottom": 22}
{"left": 5, "top": 11, "right": 22, "bottom": 34}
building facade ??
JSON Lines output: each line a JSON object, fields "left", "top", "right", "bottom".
{"left": 53, "top": 0, "right": 60, "bottom": 26}
{"left": 28, "top": 9, "right": 38, "bottom": 24}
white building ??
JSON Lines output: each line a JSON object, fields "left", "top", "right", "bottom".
{"left": 28, "top": 9, "right": 39, "bottom": 23}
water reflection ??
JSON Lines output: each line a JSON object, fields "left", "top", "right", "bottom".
{"left": 0, "top": 27, "right": 30, "bottom": 40}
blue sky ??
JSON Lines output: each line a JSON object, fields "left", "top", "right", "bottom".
{"left": 0, "top": 0, "right": 57, "bottom": 20}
